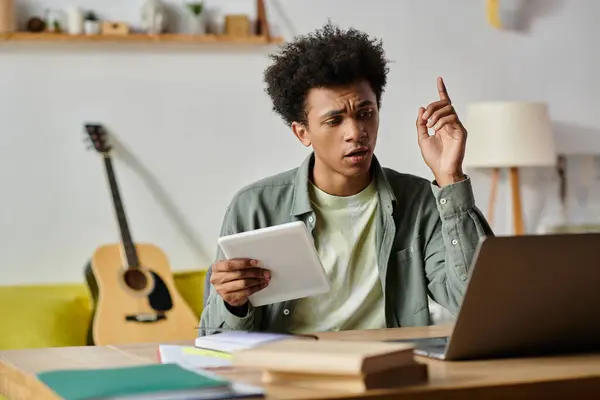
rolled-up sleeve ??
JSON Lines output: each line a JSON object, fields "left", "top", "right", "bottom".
{"left": 198, "top": 290, "right": 258, "bottom": 336}
{"left": 424, "top": 176, "right": 494, "bottom": 314}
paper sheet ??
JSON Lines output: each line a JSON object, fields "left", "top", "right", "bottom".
{"left": 158, "top": 345, "right": 264, "bottom": 398}
{"left": 194, "top": 331, "right": 296, "bottom": 353}
{"left": 158, "top": 345, "right": 232, "bottom": 369}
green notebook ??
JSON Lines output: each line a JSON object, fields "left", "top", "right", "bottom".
{"left": 37, "top": 363, "right": 232, "bottom": 400}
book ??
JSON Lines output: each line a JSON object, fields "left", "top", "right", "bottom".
{"left": 231, "top": 338, "right": 427, "bottom": 392}
{"left": 37, "top": 363, "right": 234, "bottom": 400}
{"left": 262, "top": 363, "right": 428, "bottom": 392}
{"left": 231, "top": 338, "right": 417, "bottom": 375}
{"left": 194, "top": 331, "right": 316, "bottom": 354}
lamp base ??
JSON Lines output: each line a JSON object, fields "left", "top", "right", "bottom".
{"left": 487, "top": 167, "right": 526, "bottom": 235}
{"left": 509, "top": 167, "right": 525, "bottom": 235}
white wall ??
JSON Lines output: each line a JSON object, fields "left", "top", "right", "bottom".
{"left": 1, "top": 0, "right": 599, "bottom": 285}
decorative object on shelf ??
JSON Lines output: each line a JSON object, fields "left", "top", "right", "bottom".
{"left": 185, "top": 1, "right": 205, "bottom": 35}
{"left": 44, "top": 9, "right": 63, "bottom": 32}
{"left": 102, "top": 21, "right": 129, "bottom": 36}
{"left": 255, "top": 0, "right": 270, "bottom": 39}
{"left": 26, "top": 16, "right": 46, "bottom": 33}
{"left": 464, "top": 101, "right": 557, "bottom": 235}
{"left": 0, "top": 0, "right": 14, "bottom": 33}
{"left": 141, "top": 0, "right": 167, "bottom": 34}
{"left": 224, "top": 15, "right": 249, "bottom": 37}
{"left": 83, "top": 11, "right": 100, "bottom": 35}
{"left": 203, "top": 6, "right": 222, "bottom": 35}
{"left": 66, "top": 7, "right": 83, "bottom": 35}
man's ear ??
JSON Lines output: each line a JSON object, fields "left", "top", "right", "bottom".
{"left": 291, "top": 121, "right": 311, "bottom": 147}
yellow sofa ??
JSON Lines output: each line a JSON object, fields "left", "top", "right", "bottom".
{"left": 0, "top": 269, "right": 206, "bottom": 350}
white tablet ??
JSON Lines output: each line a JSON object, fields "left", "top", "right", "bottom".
{"left": 217, "top": 221, "right": 331, "bottom": 307}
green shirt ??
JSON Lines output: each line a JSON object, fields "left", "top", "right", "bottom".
{"left": 199, "top": 153, "right": 493, "bottom": 336}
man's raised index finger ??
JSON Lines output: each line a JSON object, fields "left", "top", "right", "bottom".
{"left": 437, "top": 77, "right": 451, "bottom": 103}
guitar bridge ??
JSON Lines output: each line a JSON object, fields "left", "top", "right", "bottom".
{"left": 125, "top": 313, "right": 166, "bottom": 323}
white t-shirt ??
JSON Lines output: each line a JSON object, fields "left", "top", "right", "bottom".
{"left": 288, "top": 179, "right": 386, "bottom": 333}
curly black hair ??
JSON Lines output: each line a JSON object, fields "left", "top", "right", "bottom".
{"left": 264, "top": 21, "right": 389, "bottom": 126}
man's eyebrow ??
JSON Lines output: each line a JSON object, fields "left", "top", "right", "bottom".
{"left": 358, "top": 100, "right": 376, "bottom": 107}
{"left": 320, "top": 108, "right": 345, "bottom": 119}
{"left": 319, "top": 100, "right": 376, "bottom": 119}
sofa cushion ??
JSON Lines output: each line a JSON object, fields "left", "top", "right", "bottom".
{"left": 0, "top": 283, "right": 91, "bottom": 350}
{"left": 173, "top": 270, "right": 206, "bottom": 318}
{"left": 0, "top": 269, "right": 207, "bottom": 350}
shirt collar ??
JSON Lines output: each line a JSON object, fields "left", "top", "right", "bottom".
{"left": 290, "top": 152, "right": 396, "bottom": 217}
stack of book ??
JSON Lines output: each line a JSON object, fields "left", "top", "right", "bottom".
{"left": 231, "top": 338, "right": 428, "bottom": 392}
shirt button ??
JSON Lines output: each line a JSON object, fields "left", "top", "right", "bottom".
{"left": 451, "top": 239, "right": 458, "bottom": 245}
{"left": 283, "top": 309, "right": 290, "bottom": 316}
{"left": 308, "top": 215, "right": 315, "bottom": 224}
{"left": 440, "top": 198, "right": 447, "bottom": 205}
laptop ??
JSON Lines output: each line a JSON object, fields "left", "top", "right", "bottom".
{"left": 390, "top": 232, "right": 600, "bottom": 361}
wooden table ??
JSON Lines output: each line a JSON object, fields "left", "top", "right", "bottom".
{"left": 1, "top": 324, "right": 599, "bottom": 399}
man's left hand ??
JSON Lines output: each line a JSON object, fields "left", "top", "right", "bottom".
{"left": 416, "top": 77, "right": 467, "bottom": 187}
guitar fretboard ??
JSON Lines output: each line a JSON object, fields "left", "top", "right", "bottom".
{"left": 103, "top": 155, "right": 140, "bottom": 268}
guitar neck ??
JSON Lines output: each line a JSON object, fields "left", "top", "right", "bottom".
{"left": 103, "top": 154, "right": 139, "bottom": 268}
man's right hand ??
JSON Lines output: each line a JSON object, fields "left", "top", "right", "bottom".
{"left": 210, "top": 258, "right": 271, "bottom": 307}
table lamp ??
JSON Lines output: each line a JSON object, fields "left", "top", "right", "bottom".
{"left": 463, "top": 101, "right": 557, "bottom": 235}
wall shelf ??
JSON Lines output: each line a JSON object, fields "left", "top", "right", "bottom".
{"left": 0, "top": 32, "right": 284, "bottom": 45}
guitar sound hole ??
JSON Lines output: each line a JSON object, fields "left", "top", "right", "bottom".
{"left": 123, "top": 269, "right": 147, "bottom": 291}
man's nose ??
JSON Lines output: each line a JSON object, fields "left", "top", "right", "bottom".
{"left": 345, "top": 119, "right": 366, "bottom": 141}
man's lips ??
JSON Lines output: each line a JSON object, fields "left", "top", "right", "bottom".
{"left": 344, "top": 147, "right": 369, "bottom": 157}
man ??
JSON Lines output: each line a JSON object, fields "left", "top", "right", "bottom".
{"left": 199, "top": 22, "right": 493, "bottom": 336}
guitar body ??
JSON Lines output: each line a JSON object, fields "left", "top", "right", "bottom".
{"left": 86, "top": 242, "right": 199, "bottom": 345}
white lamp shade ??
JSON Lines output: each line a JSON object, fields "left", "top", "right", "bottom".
{"left": 463, "top": 101, "right": 557, "bottom": 168}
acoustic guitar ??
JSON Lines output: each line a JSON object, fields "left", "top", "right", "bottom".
{"left": 83, "top": 123, "right": 199, "bottom": 346}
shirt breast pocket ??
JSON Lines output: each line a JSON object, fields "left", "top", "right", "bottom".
{"left": 392, "top": 237, "right": 428, "bottom": 315}
{"left": 394, "top": 236, "right": 421, "bottom": 263}
{"left": 395, "top": 246, "right": 413, "bottom": 263}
